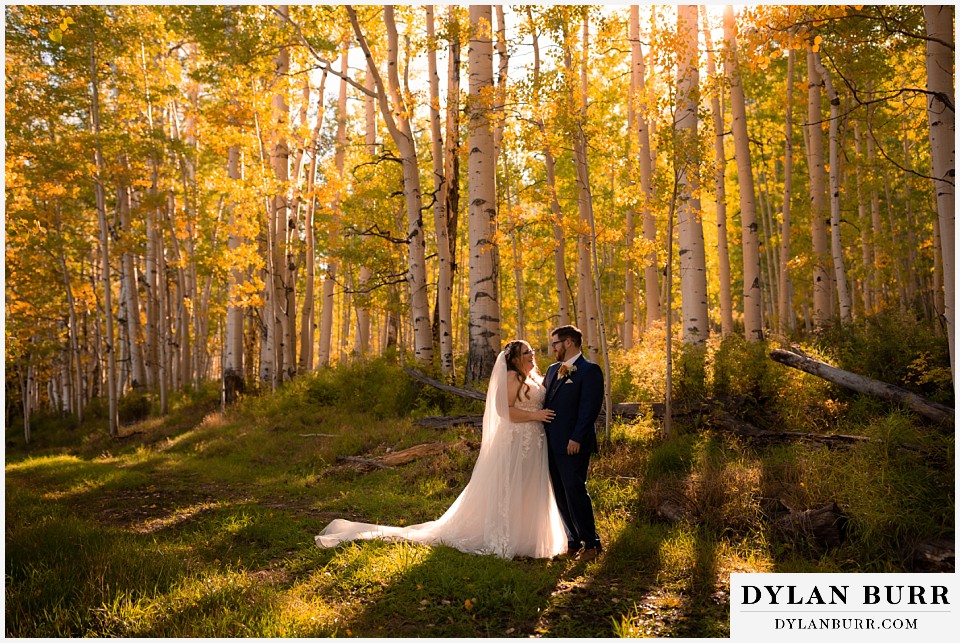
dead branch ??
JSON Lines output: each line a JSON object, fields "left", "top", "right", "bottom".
{"left": 769, "top": 348, "right": 953, "bottom": 428}
{"left": 403, "top": 368, "right": 486, "bottom": 401}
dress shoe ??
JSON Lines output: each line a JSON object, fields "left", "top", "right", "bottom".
{"left": 555, "top": 545, "right": 582, "bottom": 560}
{"left": 576, "top": 545, "right": 602, "bottom": 562}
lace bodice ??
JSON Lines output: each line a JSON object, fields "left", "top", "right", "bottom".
{"left": 514, "top": 378, "right": 546, "bottom": 413}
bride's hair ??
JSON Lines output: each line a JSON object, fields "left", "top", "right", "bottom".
{"left": 503, "top": 340, "right": 538, "bottom": 403}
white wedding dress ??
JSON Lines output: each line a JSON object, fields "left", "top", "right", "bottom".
{"left": 315, "top": 352, "right": 568, "bottom": 559}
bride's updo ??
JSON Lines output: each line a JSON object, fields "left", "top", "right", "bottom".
{"left": 503, "top": 340, "right": 538, "bottom": 403}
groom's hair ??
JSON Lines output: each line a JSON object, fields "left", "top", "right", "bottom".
{"left": 551, "top": 324, "right": 582, "bottom": 347}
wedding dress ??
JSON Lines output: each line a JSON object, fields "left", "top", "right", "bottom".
{"left": 315, "top": 352, "right": 568, "bottom": 559}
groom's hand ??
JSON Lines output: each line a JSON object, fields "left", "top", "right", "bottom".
{"left": 566, "top": 439, "right": 581, "bottom": 455}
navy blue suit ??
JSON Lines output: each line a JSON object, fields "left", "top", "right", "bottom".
{"left": 542, "top": 354, "right": 603, "bottom": 550}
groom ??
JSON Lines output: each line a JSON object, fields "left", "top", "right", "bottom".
{"left": 542, "top": 324, "right": 604, "bottom": 561}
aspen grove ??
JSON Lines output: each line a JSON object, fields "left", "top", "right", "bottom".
{"left": 5, "top": 5, "right": 954, "bottom": 442}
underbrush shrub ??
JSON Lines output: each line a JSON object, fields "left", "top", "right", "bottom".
{"left": 118, "top": 391, "right": 151, "bottom": 425}
{"left": 814, "top": 313, "right": 953, "bottom": 405}
{"left": 709, "top": 335, "right": 785, "bottom": 403}
{"left": 305, "top": 358, "right": 418, "bottom": 419}
{"left": 674, "top": 344, "right": 708, "bottom": 404}
{"left": 608, "top": 320, "right": 674, "bottom": 404}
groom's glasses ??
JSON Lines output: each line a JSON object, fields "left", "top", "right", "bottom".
{"left": 550, "top": 340, "right": 565, "bottom": 348}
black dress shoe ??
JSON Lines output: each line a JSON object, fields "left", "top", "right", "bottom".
{"left": 577, "top": 545, "right": 602, "bottom": 562}
{"left": 555, "top": 544, "right": 582, "bottom": 560}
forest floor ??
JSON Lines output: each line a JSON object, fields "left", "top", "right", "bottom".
{"left": 5, "top": 335, "right": 955, "bottom": 637}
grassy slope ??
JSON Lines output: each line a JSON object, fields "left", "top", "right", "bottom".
{"left": 5, "top": 329, "right": 954, "bottom": 637}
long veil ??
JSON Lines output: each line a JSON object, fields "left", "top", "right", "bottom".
{"left": 315, "top": 351, "right": 566, "bottom": 558}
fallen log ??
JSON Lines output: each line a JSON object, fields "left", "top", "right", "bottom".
{"left": 403, "top": 368, "right": 486, "bottom": 401}
{"left": 774, "top": 502, "right": 848, "bottom": 549}
{"left": 769, "top": 349, "right": 954, "bottom": 428}
{"left": 414, "top": 415, "right": 483, "bottom": 430}
{"left": 711, "top": 411, "right": 928, "bottom": 453}
{"left": 903, "top": 538, "right": 955, "bottom": 573}
{"left": 337, "top": 440, "right": 473, "bottom": 471}
{"left": 379, "top": 441, "right": 459, "bottom": 466}
{"left": 336, "top": 456, "right": 394, "bottom": 470}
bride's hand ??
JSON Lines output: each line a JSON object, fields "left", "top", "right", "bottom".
{"left": 536, "top": 409, "right": 556, "bottom": 422}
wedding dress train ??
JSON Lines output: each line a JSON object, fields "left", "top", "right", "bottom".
{"left": 315, "top": 353, "right": 568, "bottom": 559}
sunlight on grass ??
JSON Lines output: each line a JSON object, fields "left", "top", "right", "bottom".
{"left": 5, "top": 346, "right": 953, "bottom": 637}
{"left": 138, "top": 501, "right": 225, "bottom": 535}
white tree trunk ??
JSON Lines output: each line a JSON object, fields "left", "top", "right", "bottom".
{"left": 865, "top": 117, "right": 885, "bottom": 309}
{"left": 224, "top": 144, "right": 246, "bottom": 404}
{"left": 349, "top": 6, "right": 434, "bottom": 365}
{"left": 57, "top": 239, "right": 84, "bottom": 422}
{"left": 355, "top": 71, "right": 378, "bottom": 358}
{"left": 117, "top": 170, "right": 146, "bottom": 389}
{"left": 299, "top": 72, "right": 326, "bottom": 372}
{"left": 493, "top": 5, "right": 508, "bottom": 163}
{"left": 571, "top": 12, "right": 600, "bottom": 359}
{"left": 705, "top": 13, "right": 733, "bottom": 337}
{"left": 427, "top": 5, "right": 454, "bottom": 376}
{"left": 814, "top": 54, "right": 852, "bottom": 324}
{"left": 805, "top": 44, "right": 833, "bottom": 327}
{"left": 924, "top": 5, "right": 955, "bottom": 381}
{"left": 723, "top": 6, "right": 764, "bottom": 341}
{"left": 527, "top": 7, "right": 570, "bottom": 328}
{"left": 438, "top": 7, "right": 462, "bottom": 367}
{"left": 319, "top": 45, "right": 349, "bottom": 367}
{"left": 632, "top": 7, "right": 660, "bottom": 330}
{"left": 676, "top": 5, "right": 709, "bottom": 345}
{"left": 272, "top": 6, "right": 294, "bottom": 378}
{"left": 465, "top": 5, "right": 501, "bottom": 382}
{"left": 853, "top": 121, "right": 873, "bottom": 316}
{"left": 779, "top": 49, "right": 796, "bottom": 334}
{"left": 90, "top": 41, "right": 118, "bottom": 437}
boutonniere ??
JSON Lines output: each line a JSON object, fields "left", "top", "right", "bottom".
{"left": 558, "top": 364, "right": 577, "bottom": 378}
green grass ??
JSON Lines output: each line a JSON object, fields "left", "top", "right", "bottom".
{"left": 5, "top": 343, "right": 954, "bottom": 637}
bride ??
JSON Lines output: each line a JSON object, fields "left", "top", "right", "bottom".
{"left": 315, "top": 340, "right": 569, "bottom": 559}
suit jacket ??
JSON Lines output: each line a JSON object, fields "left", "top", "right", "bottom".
{"left": 542, "top": 354, "right": 604, "bottom": 455}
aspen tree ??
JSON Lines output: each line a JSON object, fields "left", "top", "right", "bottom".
{"left": 676, "top": 5, "right": 709, "bottom": 345}
{"left": 923, "top": 5, "right": 954, "bottom": 380}
{"left": 779, "top": 48, "right": 797, "bottom": 334}
{"left": 426, "top": 5, "right": 454, "bottom": 376}
{"left": 814, "top": 53, "right": 852, "bottom": 324}
{"left": 704, "top": 10, "right": 733, "bottom": 337}
{"left": 723, "top": 5, "right": 764, "bottom": 341}
{"left": 319, "top": 42, "right": 349, "bottom": 367}
{"left": 90, "top": 38, "right": 119, "bottom": 437}
{"left": 348, "top": 6, "right": 435, "bottom": 365}
{"left": 224, "top": 144, "right": 246, "bottom": 404}
{"left": 805, "top": 43, "right": 833, "bottom": 327}
{"left": 526, "top": 6, "right": 571, "bottom": 328}
{"left": 631, "top": 6, "right": 660, "bottom": 330}
{"left": 465, "top": 5, "right": 501, "bottom": 382}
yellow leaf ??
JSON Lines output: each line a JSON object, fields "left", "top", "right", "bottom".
{"left": 814, "top": 35, "right": 823, "bottom": 45}
{"left": 813, "top": 43, "right": 820, "bottom": 53}
{"left": 49, "top": 28, "right": 62, "bottom": 43}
